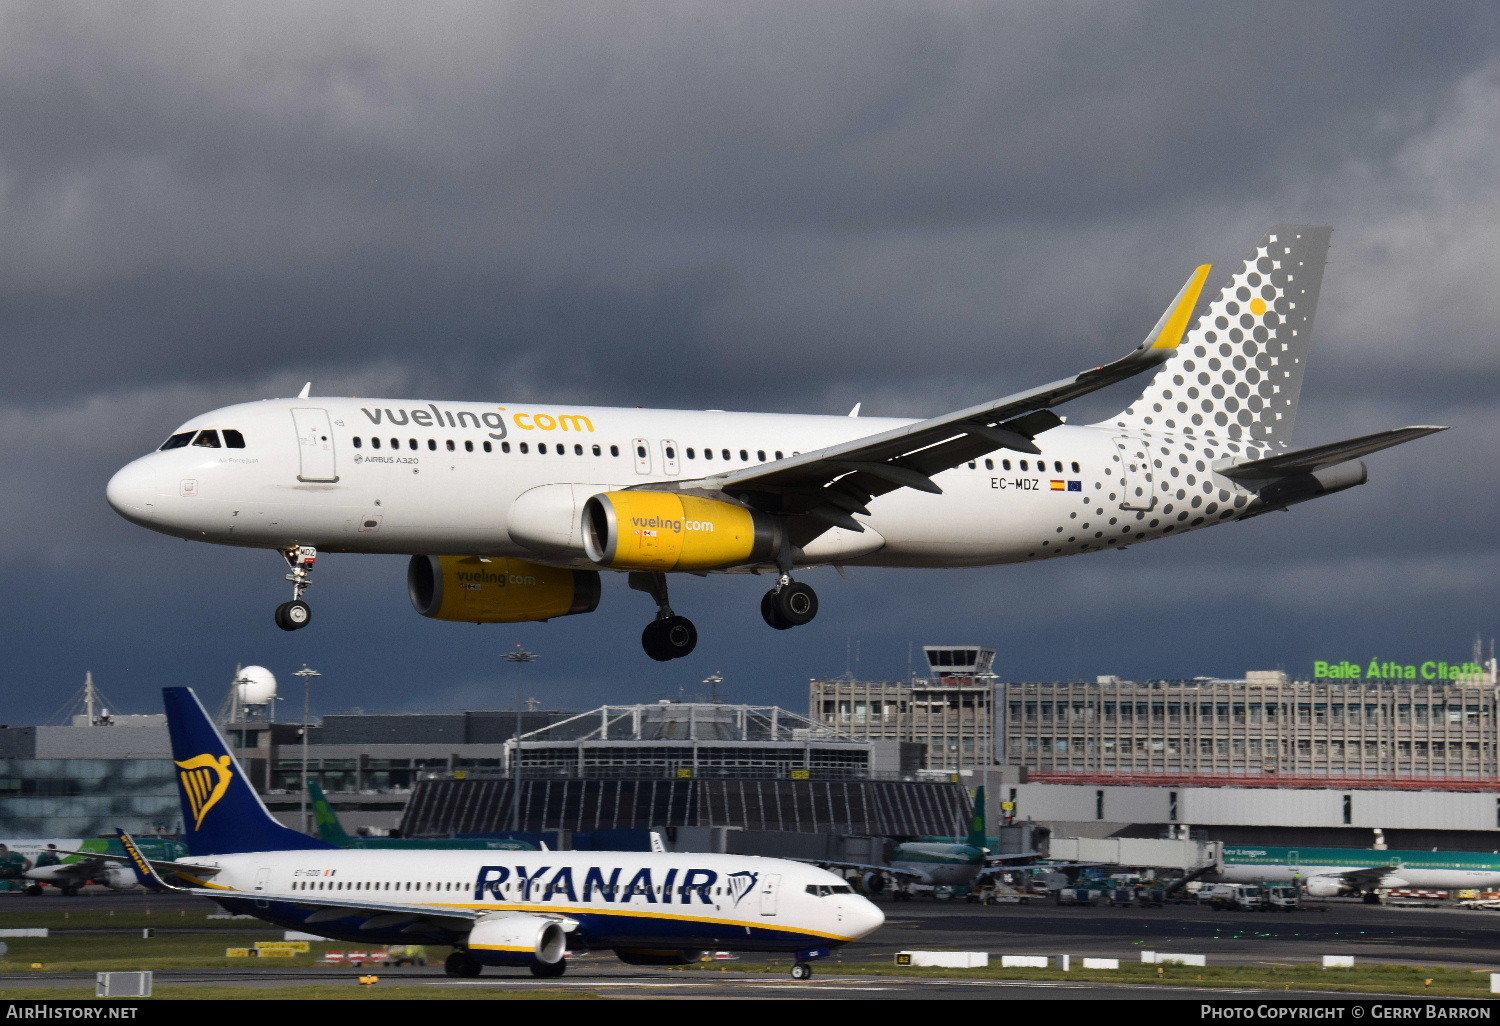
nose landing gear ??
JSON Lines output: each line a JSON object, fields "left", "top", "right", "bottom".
{"left": 275, "top": 546, "right": 318, "bottom": 631}
{"left": 630, "top": 572, "right": 698, "bottom": 661}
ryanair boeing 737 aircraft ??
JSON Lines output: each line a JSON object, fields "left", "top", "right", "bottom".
{"left": 107, "top": 227, "right": 1444, "bottom": 659}
{"left": 105, "top": 687, "right": 882, "bottom": 979}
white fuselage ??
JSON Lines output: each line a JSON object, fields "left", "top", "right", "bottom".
{"left": 177, "top": 847, "right": 882, "bottom": 951}
{"left": 1216, "top": 862, "right": 1500, "bottom": 891}
{"left": 107, "top": 397, "right": 1271, "bottom": 568}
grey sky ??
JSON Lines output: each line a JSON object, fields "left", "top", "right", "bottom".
{"left": 1, "top": 2, "right": 1495, "bottom": 724}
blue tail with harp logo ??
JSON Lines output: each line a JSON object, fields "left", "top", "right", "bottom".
{"left": 164, "top": 686, "right": 336, "bottom": 856}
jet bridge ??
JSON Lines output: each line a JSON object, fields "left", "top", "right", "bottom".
{"left": 1046, "top": 836, "right": 1220, "bottom": 872}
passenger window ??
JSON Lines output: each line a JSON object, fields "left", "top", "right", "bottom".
{"left": 192, "top": 430, "right": 221, "bottom": 448}
{"left": 775, "top": 451, "right": 784, "bottom": 460}
{"left": 610, "top": 444, "right": 619, "bottom": 457}
{"left": 1071, "top": 461, "right": 1080, "bottom": 473}
{"left": 1054, "top": 461, "right": 1063, "bottom": 473}
{"left": 465, "top": 440, "right": 474, "bottom": 452}
{"left": 372, "top": 437, "right": 382, "bottom": 450}
{"left": 428, "top": 439, "right": 437, "bottom": 451}
{"left": 1020, "top": 460, "right": 1028, "bottom": 471}
{"left": 665, "top": 446, "right": 676, "bottom": 459}
{"left": 1002, "top": 459, "right": 1011, "bottom": 470}
{"left": 739, "top": 449, "right": 748, "bottom": 461}
{"left": 352, "top": 436, "right": 363, "bottom": 449}
{"left": 409, "top": 438, "right": 418, "bottom": 450}
{"left": 722, "top": 449, "right": 730, "bottom": 460}
{"left": 539, "top": 442, "right": 548, "bottom": 454}
{"left": 636, "top": 444, "right": 647, "bottom": 458}
{"left": 390, "top": 437, "right": 398, "bottom": 449}
{"left": 483, "top": 441, "right": 492, "bottom": 453}
{"left": 756, "top": 450, "right": 765, "bottom": 461}
{"left": 967, "top": 461, "right": 976, "bottom": 469}
{"left": 984, "top": 459, "right": 994, "bottom": 470}
{"left": 592, "top": 444, "right": 601, "bottom": 456}
{"left": 446, "top": 440, "right": 456, "bottom": 452}
{"left": 573, "top": 444, "right": 582, "bottom": 455}
{"left": 520, "top": 442, "right": 529, "bottom": 454}
{"left": 222, "top": 429, "right": 246, "bottom": 448}
{"left": 686, "top": 448, "right": 695, "bottom": 459}
{"left": 502, "top": 442, "right": 511, "bottom": 453}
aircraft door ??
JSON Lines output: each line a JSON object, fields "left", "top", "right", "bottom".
{"left": 1112, "top": 436, "right": 1155, "bottom": 511}
{"left": 632, "top": 438, "right": 653, "bottom": 476}
{"left": 253, "top": 867, "right": 271, "bottom": 892}
{"left": 660, "top": 439, "right": 681, "bottom": 476}
{"left": 292, "top": 408, "right": 339, "bottom": 483}
{"left": 759, "top": 873, "right": 780, "bottom": 916}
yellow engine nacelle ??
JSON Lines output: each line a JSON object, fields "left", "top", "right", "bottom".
{"left": 407, "top": 556, "right": 600, "bottom": 623}
{"left": 582, "top": 491, "right": 781, "bottom": 572}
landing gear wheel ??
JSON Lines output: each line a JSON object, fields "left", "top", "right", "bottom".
{"left": 24, "top": 885, "right": 42, "bottom": 896}
{"left": 1362, "top": 891, "right": 1381, "bottom": 905}
{"left": 642, "top": 616, "right": 697, "bottom": 661}
{"left": 530, "top": 960, "right": 568, "bottom": 978}
{"left": 790, "top": 961, "right": 812, "bottom": 980}
{"left": 274, "top": 600, "right": 312, "bottom": 631}
{"left": 764, "top": 582, "right": 817, "bottom": 628}
{"left": 61, "top": 886, "right": 79, "bottom": 897}
{"left": 760, "top": 591, "right": 792, "bottom": 630}
{"left": 445, "top": 950, "right": 482, "bottom": 978}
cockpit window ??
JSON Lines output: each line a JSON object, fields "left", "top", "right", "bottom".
{"left": 804, "top": 884, "right": 853, "bottom": 897}
{"left": 222, "top": 429, "right": 246, "bottom": 448}
{"left": 160, "top": 432, "right": 194, "bottom": 450}
{"left": 192, "top": 430, "right": 221, "bottom": 448}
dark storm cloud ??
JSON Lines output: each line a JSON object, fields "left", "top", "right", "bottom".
{"left": 0, "top": 1, "right": 1495, "bottom": 723}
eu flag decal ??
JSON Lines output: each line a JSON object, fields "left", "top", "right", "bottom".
{"left": 1068, "top": 480, "right": 1082, "bottom": 492}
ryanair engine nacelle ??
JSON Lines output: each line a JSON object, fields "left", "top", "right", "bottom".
{"left": 407, "top": 556, "right": 600, "bottom": 624}
{"left": 463, "top": 912, "right": 568, "bottom": 969}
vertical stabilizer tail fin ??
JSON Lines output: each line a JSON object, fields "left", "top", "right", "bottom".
{"left": 307, "top": 779, "right": 354, "bottom": 846}
{"left": 966, "top": 786, "right": 988, "bottom": 850}
{"left": 163, "top": 687, "right": 335, "bottom": 855}
{"left": 1105, "top": 226, "right": 1333, "bottom": 446}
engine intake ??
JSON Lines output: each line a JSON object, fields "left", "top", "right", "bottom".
{"left": 582, "top": 491, "right": 781, "bottom": 571}
{"left": 408, "top": 556, "right": 600, "bottom": 623}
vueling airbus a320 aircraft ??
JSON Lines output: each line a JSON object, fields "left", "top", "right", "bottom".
{"left": 107, "top": 227, "right": 1444, "bottom": 659}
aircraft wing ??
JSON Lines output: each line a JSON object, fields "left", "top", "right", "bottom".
{"left": 1217, "top": 427, "right": 1448, "bottom": 480}
{"left": 48, "top": 848, "right": 223, "bottom": 881}
{"left": 792, "top": 858, "right": 925, "bottom": 882}
{"left": 655, "top": 265, "right": 1212, "bottom": 544}
{"left": 1333, "top": 866, "right": 1398, "bottom": 891}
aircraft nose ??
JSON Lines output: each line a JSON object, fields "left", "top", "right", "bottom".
{"left": 106, "top": 459, "right": 158, "bottom": 523}
{"left": 848, "top": 896, "right": 885, "bottom": 938}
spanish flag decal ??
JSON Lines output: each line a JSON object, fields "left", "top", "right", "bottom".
{"left": 1050, "top": 480, "right": 1065, "bottom": 491}
{"left": 175, "top": 753, "right": 234, "bottom": 831}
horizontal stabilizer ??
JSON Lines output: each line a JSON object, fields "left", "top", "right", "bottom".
{"left": 1218, "top": 426, "right": 1448, "bottom": 480}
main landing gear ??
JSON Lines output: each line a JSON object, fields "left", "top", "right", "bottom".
{"left": 630, "top": 572, "right": 698, "bottom": 661}
{"left": 444, "top": 950, "right": 482, "bottom": 978}
{"left": 790, "top": 961, "right": 813, "bottom": 980}
{"left": 274, "top": 545, "right": 317, "bottom": 631}
{"left": 760, "top": 575, "right": 818, "bottom": 630}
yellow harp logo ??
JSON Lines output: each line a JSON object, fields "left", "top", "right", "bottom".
{"left": 176, "top": 753, "right": 234, "bottom": 830}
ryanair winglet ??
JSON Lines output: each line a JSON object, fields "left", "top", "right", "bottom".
{"left": 115, "top": 829, "right": 170, "bottom": 892}
{"left": 1141, "top": 264, "right": 1212, "bottom": 351}
{"left": 164, "top": 686, "right": 337, "bottom": 856}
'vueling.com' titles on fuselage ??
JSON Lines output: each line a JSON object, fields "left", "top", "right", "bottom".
{"left": 359, "top": 404, "right": 598, "bottom": 440}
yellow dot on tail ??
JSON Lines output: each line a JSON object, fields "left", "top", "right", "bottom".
{"left": 1250, "top": 297, "right": 1267, "bottom": 316}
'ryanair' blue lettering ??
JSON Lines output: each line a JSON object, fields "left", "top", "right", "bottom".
{"left": 513, "top": 864, "right": 552, "bottom": 901}
{"left": 475, "top": 865, "right": 509, "bottom": 901}
{"left": 546, "top": 866, "right": 577, "bottom": 902}
{"left": 472, "top": 864, "right": 720, "bottom": 905}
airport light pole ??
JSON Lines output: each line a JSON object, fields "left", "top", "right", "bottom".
{"left": 292, "top": 665, "right": 320, "bottom": 834}
{"left": 502, "top": 645, "right": 538, "bottom": 835}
